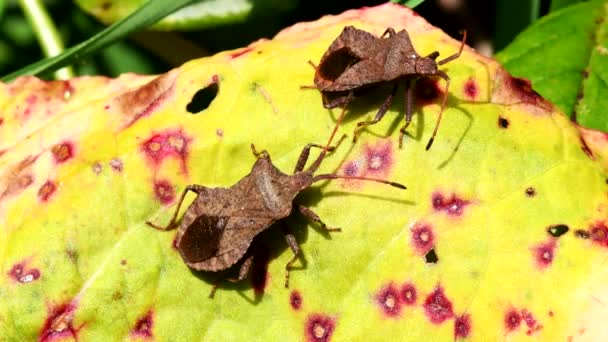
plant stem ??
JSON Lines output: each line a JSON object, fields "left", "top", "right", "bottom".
{"left": 18, "top": 0, "right": 73, "bottom": 79}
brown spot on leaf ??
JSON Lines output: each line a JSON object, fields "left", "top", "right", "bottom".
{"left": 115, "top": 73, "right": 176, "bottom": 128}
{"left": 109, "top": 158, "right": 123, "bottom": 172}
{"left": 590, "top": 222, "right": 608, "bottom": 247}
{"left": 51, "top": 142, "right": 74, "bottom": 163}
{"left": 525, "top": 187, "right": 535, "bottom": 197}
{"left": 492, "top": 71, "right": 552, "bottom": 113}
{"left": 579, "top": 135, "right": 594, "bottom": 159}
{"left": 38, "top": 181, "right": 57, "bottom": 202}
{"left": 0, "top": 156, "right": 36, "bottom": 200}
{"left": 498, "top": 116, "right": 509, "bottom": 129}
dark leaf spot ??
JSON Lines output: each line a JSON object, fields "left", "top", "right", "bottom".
{"left": 547, "top": 224, "right": 569, "bottom": 238}
{"left": 579, "top": 136, "right": 594, "bottom": 159}
{"left": 40, "top": 302, "right": 80, "bottom": 342}
{"left": 400, "top": 282, "right": 417, "bottom": 306}
{"left": 525, "top": 187, "right": 535, "bottom": 197}
{"left": 590, "top": 222, "right": 608, "bottom": 247}
{"left": 38, "top": 181, "right": 57, "bottom": 202}
{"left": 153, "top": 180, "right": 175, "bottom": 205}
{"left": 423, "top": 285, "right": 454, "bottom": 324}
{"left": 532, "top": 240, "right": 555, "bottom": 269}
{"left": 575, "top": 229, "right": 590, "bottom": 239}
{"left": 454, "top": 313, "right": 472, "bottom": 339}
{"left": 51, "top": 142, "right": 74, "bottom": 163}
{"left": 187, "top": 82, "right": 219, "bottom": 114}
{"left": 411, "top": 224, "right": 434, "bottom": 255}
{"left": 505, "top": 309, "right": 521, "bottom": 332}
{"left": 498, "top": 116, "right": 509, "bottom": 129}
{"left": 375, "top": 283, "right": 402, "bottom": 318}
{"left": 432, "top": 192, "right": 470, "bottom": 216}
{"left": 463, "top": 78, "right": 478, "bottom": 99}
{"left": 7, "top": 262, "right": 40, "bottom": 283}
{"left": 290, "top": 290, "right": 302, "bottom": 310}
{"left": 131, "top": 310, "right": 154, "bottom": 338}
{"left": 305, "top": 313, "right": 336, "bottom": 342}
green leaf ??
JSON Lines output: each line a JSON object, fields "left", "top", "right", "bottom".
{"left": 496, "top": 1, "right": 607, "bottom": 130}
{"left": 75, "top": 0, "right": 298, "bottom": 31}
{"left": 0, "top": 0, "right": 5, "bottom": 20}
{"left": 390, "top": 0, "right": 426, "bottom": 8}
{"left": 494, "top": 0, "right": 542, "bottom": 50}
{"left": 550, "top": 0, "right": 586, "bottom": 12}
{"left": 1, "top": 0, "right": 197, "bottom": 82}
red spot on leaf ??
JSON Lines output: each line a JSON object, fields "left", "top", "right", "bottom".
{"left": 7, "top": 261, "right": 40, "bottom": 283}
{"left": 415, "top": 78, "right": 442, "bottom": 106}
{"left": 363, "top": 140, "right": 393, "bottom": 176}
{"left": 454, "top": 313, "right": 472, "bottom": 339}
{"left": 39, "top": 301, "right": 81, "bottom": 342}
{"left": 432, "top": 192, "right": 470, "bottom": 216}
{"left": 504, "top": 309, "right": 521, "bottom": 332}
{"left": 92, "top": 162, "right": 103, "bottom": 174}
{"left": 400, "top": 282, "right": 417, "bottom": 306}
{"left": 141, "top": 129, "right": 191, "bottom": 174}
{"left": 229, "top": 47, "right": 254, "bottom": 59}
{"left": 51, "top": 142, "right": 74, "bottom": 163}
{"left": 38, "top": 181, "right": 57, "bottom": 202}
{"left": 532, "top": 239, "right": 556, "bottom": 269}
{"left": 290, "top": 290, "right": 303, "bottom": 310}
{"left": 343, "top": 160, "right": 361, "bottom": 177}
{"left": 423, "top": 285, "right": 454, "bottom": 324}
{"left": 0, "top": 117, "right": 4, "bottom": 125}
{"left": 154, "top": 180, "right": 175, "bottom": 205}
{"left": 109, "top": 158, "right": 123, "bottom": 172}
{"left": 590, "top": 222, "right": 608, "bottom": 247}
{"left": 463, "top": 78, "right": 478, "bottom": 99}
{"left": 131, "top": 310, "right": 154, "bottom": 338}
{"left": 305, "top": 313, "right": 336, "bottom": 342}
{"left": 505, "top": 75, "right": 552, "bottom": 111}
{"left": 375, "top": 283, "right": 402, "bottom": 318}
{"left": 411, "top": 224, "right": 434, "bottom": 255}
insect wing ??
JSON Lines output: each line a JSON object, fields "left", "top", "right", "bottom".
{"left": 178, "top": 215, "right": 227, "bottom": 263}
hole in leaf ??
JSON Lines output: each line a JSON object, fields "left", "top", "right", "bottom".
{"left": 547, "top": 224, "right": 569, "bottom": 238}
{"left": 425, "top": 248, "right": 438, "bottom": 264}
{"left": 186, "top": 83, "right": 219, "bottom": 114}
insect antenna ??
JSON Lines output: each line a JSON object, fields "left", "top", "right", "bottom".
{"left": 437, "top": 30, "right": 466, "bottom": 66}
{"left": 313, "top": 174, "right": 406, "bottom": 189}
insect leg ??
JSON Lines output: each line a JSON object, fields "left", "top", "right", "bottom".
{"left": 307, "top": 60, "right": 317, "bottom": 69}
{"left": 380, "top": 27, "right": 397, "bottom": 38}
{"left": 424, "top": 51, "right": 440, "bottom": 60}
{"left": 353, "top": 83, "right": 398, "bottom": 143}
{"left": 438, "top": 30, "right": 467, "bottom": 65}
{"left": 399, "top": 78, "right": 416, "bottom": 148}
{"left": 282, "top": 225, "right": 301, "bottom": 288}
{"left": 209, "top": 255, "right": 254, "bottom": 298}
{"left": 293, "top": 134, "right": 346, "bottom": 173}
{"left": 146, "top": 185, "right": 206, "bottom": 230}
{"left": 298, "top": 205, "right": 341, "bottom": 232}
{"left": 250, "top": 143, "right": 270, "bottom": 159}
{"left": 426, "top": 71, "right": 450, "bottom": 150}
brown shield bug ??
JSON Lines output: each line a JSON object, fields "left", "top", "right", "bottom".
{"left": 146, "top": 111, "right": 406, "bottom": 298}
{"left": 308, "top": 26, "right": 466, "bottom": 150}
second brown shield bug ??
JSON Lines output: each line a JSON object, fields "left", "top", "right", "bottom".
{"left": 308, "top": 26, "right": 466, "bottom": 150}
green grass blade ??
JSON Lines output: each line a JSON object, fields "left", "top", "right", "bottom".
{"left": 390, "top": 0, "right": 426, "bottom": 8}
{"left": 1, "top": 0, "right": 197, "bottom": 82}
